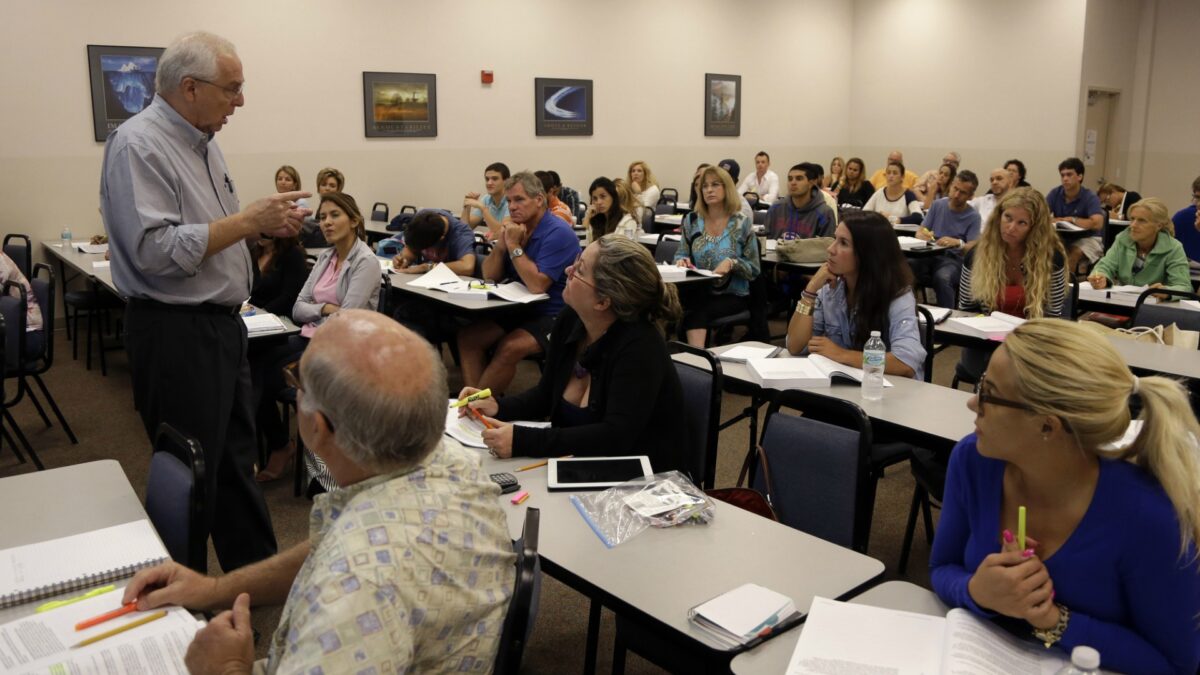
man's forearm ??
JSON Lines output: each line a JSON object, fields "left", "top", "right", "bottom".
{"left": 209, "top": 541, "right": 310, "bottom": 610}
{"left": 512, "top": 255, "right": 551, "bottom": 292}
{"left": 205, "top": 213, "right": 253, "bottom": 259}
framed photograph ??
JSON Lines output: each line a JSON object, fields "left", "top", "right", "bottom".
{"left": 704, "top": 73, "right": 741, "bottom": 137}
{"left": 87, "top": 45, "right": 165, "bottom": 142}
{"left": 535, "top": 78, "right": 593, "bottom": 136}
{"left": 362, "top": 72, "right": 437, "bottom": 138}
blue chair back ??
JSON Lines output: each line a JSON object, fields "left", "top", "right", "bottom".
{"left": 146, "top": 423, "right": 207, "bottom": 572}
{"left": 3, "top": 235, "right": 31, "bottom": 279}
{"left": 752, "top": 391, "right": 874, "bottom": 551}
{"left": 653, "top": 236, "right": 679, "bottom": 264}
{"left": 494, "top": 507, "right": 541, "bottom": 675}
{"left": 669, "top": 342, "right": 723, "bottom": 488}
{"left": 0, "top": 286, "right": 24, "bottom": 373}
{"left": 1132, "top": 288, "right": 1200, "bottom": 334}
{"left": 28, "top": 264, "right": 54, "bottom": 368}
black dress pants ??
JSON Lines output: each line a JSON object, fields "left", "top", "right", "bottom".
{"left": 125, "top": 300, "right": 278, "bottom": 571}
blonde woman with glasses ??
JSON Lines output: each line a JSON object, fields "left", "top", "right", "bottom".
{"left": 931, "top": 319, "right": 1200, "bottom": 674}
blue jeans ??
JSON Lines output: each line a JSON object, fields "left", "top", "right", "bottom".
{"left": 910, "top": 256, "right": 962, "bottom": 308}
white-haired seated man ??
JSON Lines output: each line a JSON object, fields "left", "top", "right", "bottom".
{"left": 122, "top": 310, "right": 516, "bottom": 674}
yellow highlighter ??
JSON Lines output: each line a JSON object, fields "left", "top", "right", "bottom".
{"left": 36, "top": 585, "right": 116, "bottom": 613}
{"left": 451, "top": 388, "right": 492, "bottom": 408}
{"left": 1018, "top": 505, "right": 1027, "bottom": 550}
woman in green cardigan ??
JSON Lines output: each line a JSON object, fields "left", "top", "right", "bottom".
{"left": 1087, "top": 197, "right": 1192, "bottom": 293}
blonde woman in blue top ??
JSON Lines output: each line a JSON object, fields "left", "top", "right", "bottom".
{"left": 674, "top": 165, "right": 760, "bottom": 347}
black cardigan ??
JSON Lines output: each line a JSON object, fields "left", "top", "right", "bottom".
{"left": 250, "top": 245, "right": 308, "bottom": 317}
{"left": 497, "top": 307, "right": 686, "bottom": 475}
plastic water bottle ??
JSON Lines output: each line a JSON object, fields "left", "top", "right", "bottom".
{"left": 623, "top": 219, "right": 638, "bottom": 240}
{"left": 60, "top": 227, "right": 72, "bottom": 245}
{"left": 1054, "top": 646, "right": 1101, "bottom": 675}
{"left": 861, "top": 330, "right": 886, "bottom": 401}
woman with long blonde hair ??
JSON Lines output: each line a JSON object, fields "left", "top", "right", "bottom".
{"left": 931, "top": 319, "right": 1200, "bottom": 674}
{"left": 824, "top": 156, "right": 845, "bottom": 192}
{"left": 627, "top": 160, "right": 661, "bottom": 210}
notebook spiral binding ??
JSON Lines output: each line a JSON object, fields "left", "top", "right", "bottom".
{"left": 0, "top": 557, "right": 167, "bottom": 609}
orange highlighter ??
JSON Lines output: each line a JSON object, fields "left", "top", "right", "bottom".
{"left": 469, "top": 406, "right": 496, "bottom": 430}
{"left": 75, "top": 602, "right": 137, "bottom": 631}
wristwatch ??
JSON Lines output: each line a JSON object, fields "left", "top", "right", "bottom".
{"left": 510, "top": 247, "right": 525, "bottom": 260}
{"left": 1032, "top": 603, "right": 1070, "bottom": 648}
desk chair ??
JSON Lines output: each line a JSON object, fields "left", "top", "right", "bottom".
{"left": 652, "top": 234, "right": 679, "bottom": 263}
{"left": 7, "top": 265, "right": 77, "bottom": 445}
{"left": 370, "top": 202, "right": 389, "bottom": 223}
{"left": 915, "top": 305, "right": 936, "bottom": 384}
{"left": 1132, "top": 288, "right": 1200, "bottom": 333}
{"left": 898, "top": 446, "right": 946, "bottom": 574}
{"left": 752, "top": 390, "right": 875, "bottom": 552}
{"left": 3, "top": 234, "right": 31, "bottom": 279}
{"left": 0, "top": 314, "right": 25, "bottom": 466}
{"left": 146, "top": 422, "right": 208, "bottom": 573}
{"left": 653, "top": 197, "right": 676, "bottom": 217}
{"left": 63, "top": 282, "right": 123, "bottom": 374}
{"left": 0, "top": 294, "right": 41, "bottom": 469}
{"left": 1062, "top": 275, "right": 1081, "bottom": 319}
{"left": 669, "top": 342, "right": 723, "bottom": 489}
{"left": 494, "top": 507, "right": 541, "bottom": 675}
{"left": 640, "top": 205, "right": 656, "bottom": 234}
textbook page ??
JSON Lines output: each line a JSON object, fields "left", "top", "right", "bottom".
{"left": 490, "top": 282, "right": 549, "bottom": 304}
{"left": 786, "top": 596, "right": 944, "bottom": 674}
{"left": 0, "top": 590, "right": 201, "bottom": 674}
{"left": 941, "top": 608, "right": 1064, "bottom": 675}
{"left": 242, "top": 313, "right": 286, "bottom": 334}
{"left": 443, "top": 401, "right": 549, "bottom": 450}
{"left": 809, "top": 354, "right": 893, "bottom": 387}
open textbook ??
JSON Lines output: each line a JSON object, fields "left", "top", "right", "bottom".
{"left": 656, "top": 264, "right": 718, "bottom": 281}
{"left": 407, "top": 264, "right": 549, "bottom": 303}
{"left": 0, "top": 588, "right": 202, "bottom": 674}
{"left": 787, "top": 597, "right": 1071, "bottom": 675}
{"left": 746, "top": 354, "right": 892, "bottom": 389}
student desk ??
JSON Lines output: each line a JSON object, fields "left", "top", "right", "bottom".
{"left": 730, "top": 581, "right": 948, "bottom": 674}
{"left": 654, "top": 213, "right": 684, "bottom": 229}
{"left": 481, "top": 455, "right": 885, "bottom": 670}
{"left": 674, "top": 342, "right": 976, "bottom": 451}
{"left": 0, "top": 460, "right": 153, "bottom": 624}
{"left": 389, "top": 271, "right": 546, "bottom": 314}
{"left": 42, "top": 240, "right": 120, "bottom": 298}
{"left": 1073, "top": 282, "right": 1200, "bottom": 315}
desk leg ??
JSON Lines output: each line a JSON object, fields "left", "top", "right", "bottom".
{"left": 583, "top": 599, "right": 601, "bottom": 675}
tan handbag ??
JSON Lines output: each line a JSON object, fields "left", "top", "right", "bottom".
{"left": 775, "top": 237, "right": 833, "bottom": 264}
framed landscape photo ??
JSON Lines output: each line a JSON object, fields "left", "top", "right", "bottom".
{"left": 535, "top": 78, "right": 593, "bottom": 136}
{"left": 87, "top": 45, "right": 165, "bottom": 142}
{"left": 362, "top": 72, "right": 437, "bottom": 138}
{"left": 704, "top": 73, "right": 741, "bottom": 137}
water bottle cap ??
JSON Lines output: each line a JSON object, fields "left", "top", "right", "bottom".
{"left": 1071, "top": 646, "right": 1100, "bottom": 669}
{"left": 869, "top": 330, "right": 881, "bottom": 337}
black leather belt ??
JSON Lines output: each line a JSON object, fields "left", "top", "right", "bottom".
{"left": 128, "top": 297, "right": 241, "bottom": 316}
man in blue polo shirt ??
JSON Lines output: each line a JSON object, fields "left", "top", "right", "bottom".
{"left": 458, "top": 171, "right": 579, "bottom": 394}
{"left": 913, "top": 171, "right": 981, "bottom": 307}
{"left": 1171, "top": 175, "right": 1200, "bottom": 263}
{"left": 1046, "top": 157, "right": 1105, "bottom": 274}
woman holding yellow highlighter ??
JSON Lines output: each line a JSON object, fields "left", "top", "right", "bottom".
{"left": 929, "top": 320, "right": 1200, "bottom": 674}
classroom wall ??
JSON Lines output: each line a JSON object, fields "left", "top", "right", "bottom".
{"left": 1130, "top": 0, "right": 1200, "bottom": 209}
{"left": 0, "top": 0, "right": 855, "bottom": 256}
{"left": 847, "top": 0, "right": 1088, "bottom": 191}
{"left": 1079, "top": 0, "right": 1143, "bottom": 188}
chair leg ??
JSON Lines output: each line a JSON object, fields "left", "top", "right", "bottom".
{"left": 1, "top": 423, "right": 28, "bottom": 464}
{"left": 71, "top": 307, "right": 80, "bottom": 360}
{"left": 611, "top": 622, "right": 627, "bottom": 675}
{"left": 22, "top": 378, "right": 52, "bottom": 429}
{"left": 85, "top": 306, "right": 95, "bottom": 371}
{"left": 583, "top": 599, "right": 601, "bottom": 675}
{"left": 3, "top": 411, "right": 43, "bottom": 470}
{"left": 950, "top": 374, "right": 961, "bottom": 390}
{"left": 920, "top": 492, "right": 936, "bottom": 544}
{"left": 97, "top": 301, "right": 108, "bottom": 377}
{"left": 31, "top": 374, "right": 78, "bottom": 444}
{"left": 898, "top": 485, "right": 925, "bottom": 574}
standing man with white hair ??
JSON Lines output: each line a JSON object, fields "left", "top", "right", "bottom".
{"left": 101, "top": 31, "right": 309, "bottom": 569}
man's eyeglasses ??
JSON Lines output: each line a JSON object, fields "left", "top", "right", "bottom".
{"left": 975, "top": 373, "right": 1035, "bottom": 416}
{"left": 192, "top": 77, "right": 244, "bottom": 98}
{"left": 567, "top": 253, "right": 595, "bottom": 288}
{"left": 283, "top": 361, "right": 335, "bottom": 431}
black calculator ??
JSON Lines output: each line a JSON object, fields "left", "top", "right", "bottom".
{"left": 490, "top": 472, "right": 519, "bottom": 494}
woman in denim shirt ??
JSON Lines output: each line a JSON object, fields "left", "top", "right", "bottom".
{"left": 787, "top": 211, "right": 925, "bottom": 379}
{"left": 674, "top": 165, "right": 760, "bottom": 347}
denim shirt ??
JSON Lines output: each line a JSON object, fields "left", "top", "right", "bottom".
{"left": 674, "top": 211, "right": 760, "bottom": 296}
{"left": 813, "top": 282, "right": 926, "bottom": 380}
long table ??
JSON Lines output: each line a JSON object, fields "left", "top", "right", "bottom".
{"left": 481, "top": 454, "right": 885, "bottom": 671}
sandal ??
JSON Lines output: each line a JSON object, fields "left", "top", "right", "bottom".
{"left": 256, "top": 442, "right": 295, "bottom": 482}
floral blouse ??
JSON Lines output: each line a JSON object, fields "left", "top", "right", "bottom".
{"left": 674, "top": 211, "right": 760, "bottom": 296}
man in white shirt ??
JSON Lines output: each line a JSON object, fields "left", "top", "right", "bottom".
{"left": 969, "top": 168, "right": 1012, "bottom": 228}
{"left": 737, "top": 151, "right": 780, "bottom": 205}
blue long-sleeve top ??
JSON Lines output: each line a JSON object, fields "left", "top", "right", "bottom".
{"left": 930, "top": 434, "right": 1200, "bottom": 675}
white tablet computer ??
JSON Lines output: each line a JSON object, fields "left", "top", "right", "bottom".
{"left": 546, "top": 456, "right": 653, "bottom": 491}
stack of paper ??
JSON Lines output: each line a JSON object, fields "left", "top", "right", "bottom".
{"left": 657, "top": 264, "right": 687, "bottom": 281}
{"left": 242, "top": 313, "right": 287, "bottom": 335}
{"left": 73, "top": 243, "right": 108, "bottom": 254}
{"left": 688, "top": 583, "right": 801, "bottom": 649}
{"left": 1054, "top": 220, "right": 1085, "bottom": 231}
{"left": 896, "top": 236, "right": 932, "bottom": 250}
{"left": 945, "top": 312, "right": 1025, "bottom": 340}
{"left": 717, "top": 344, "right": 782, "bottom": 363}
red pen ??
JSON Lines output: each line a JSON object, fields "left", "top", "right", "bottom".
{"left": 75, "top": 602, "right": 137, "bottom": 631}
{"left": 469, "top": 405, "right": 496, "bottom": 430}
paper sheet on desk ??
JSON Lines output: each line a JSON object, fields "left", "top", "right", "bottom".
{"left": 91, "top": 261, "right": 110, "bottom": 270}
{"left": 406, "top": 263, "right": 463, "bottom": 289}
{"left": 896, "top": 236, "right": 932, "bottom": 249}
{"left": 73, "top": 243, "right": 108, "bottom": 254}
{"left": 443, "top": 402, "right": 549, "bottom": 449}
{"left": 0, "top": 590, "right": 202, "bottom": 674}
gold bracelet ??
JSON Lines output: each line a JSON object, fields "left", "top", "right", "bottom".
{"left": 1032, "top": 603, "right": 1070, "bottom": 648}
{"left": 795, "top": 301, "right": 814, "bottom": 317}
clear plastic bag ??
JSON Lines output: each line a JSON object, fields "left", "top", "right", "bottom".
{"left": 570, "top": 471, "right": 715, "bottom": 548}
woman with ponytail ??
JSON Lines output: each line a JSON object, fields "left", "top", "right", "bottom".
{"left": 456, "top": 235, "right": 686, "bottom": 474}
{"left": 931, "top": 319, "right": 1200, "bottom": 674}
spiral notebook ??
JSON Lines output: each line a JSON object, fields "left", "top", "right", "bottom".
{"left": 0, "top": 520, "right": 168, "bottom": 609}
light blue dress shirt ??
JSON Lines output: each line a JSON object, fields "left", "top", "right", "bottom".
{"left": 813, "top": 282, "right": 926, "bottom": 380}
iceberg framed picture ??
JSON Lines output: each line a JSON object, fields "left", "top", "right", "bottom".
{"left": 534, "top": 78, "right": 592, "bottom": 136}
{"left": 362, "top": 72, "right": 438, "bottom": 138}
{"left": 87, "top": 45, "right": 164, "bottom": 142}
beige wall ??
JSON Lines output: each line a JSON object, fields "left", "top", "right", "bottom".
{"left": 1131, "top": 0, "right": 1200, "bottom": 209}
{"left": 1079, "top": 0, "right": 1143, "bottom": 188}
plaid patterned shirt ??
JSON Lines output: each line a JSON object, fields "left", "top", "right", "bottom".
{"left": 266, "top": 440, "right": 515, "bottom": 674}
